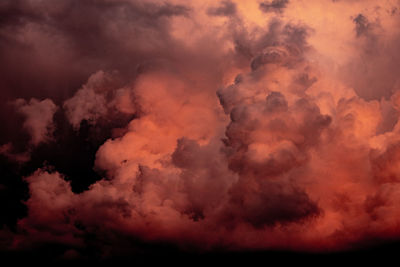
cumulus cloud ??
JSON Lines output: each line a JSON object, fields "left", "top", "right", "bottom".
{"left": 63, "top": 70, "right": 136, "bottom": 130}
{"left": 3, "top": 0, "right": 400, "bottom": 260}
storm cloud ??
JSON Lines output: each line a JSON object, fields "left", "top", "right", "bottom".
{"left": 1, "top": 0, "right": 400, "bottom": 261}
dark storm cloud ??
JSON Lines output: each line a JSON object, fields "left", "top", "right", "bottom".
{"left": 217, "top": 23, "right": 330, "bottom": 228}
{"left": 3, "top": 0, "right": 400, "bottom": 261}
{"left": 0, "top": 0, "right": 190, "bottom": 103}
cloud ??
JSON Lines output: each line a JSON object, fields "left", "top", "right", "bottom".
{"left": 207, "top": 1, "right": 237, "bottom": 17}
{"left": 63, "top": 70, "right": 136, "bottom": 130}
{"left": 14, "top": 98, "right": 58, "bottom": 146}
{"left": 3, "top": 0, "right": 400, "bottom": 259}
{"left": 0, "top": 143, "right": 30, "bottom": 163}
{"left": 353, "top": 14, "right": 371, "bottom": 37}
{"left": 259, "top": 0, "right": 289, "bottom": 13}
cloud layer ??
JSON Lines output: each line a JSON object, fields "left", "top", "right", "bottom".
{"left": 2, "top": 0, "right": 400, "bottom": 259}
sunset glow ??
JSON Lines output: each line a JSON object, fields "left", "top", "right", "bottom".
{"left": 1, "top": 0, "right": 400, "bottom": 261}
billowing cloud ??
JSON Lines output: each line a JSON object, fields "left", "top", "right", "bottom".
{"left": 63, "top": 70, "right": 136, "bottom": 130}
{"left": 2, "top": 0, "right": 400, "bottom": 261}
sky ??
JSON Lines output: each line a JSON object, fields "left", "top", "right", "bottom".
{"left": 1, "top": 0, "right": 400, "bottom": 262}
